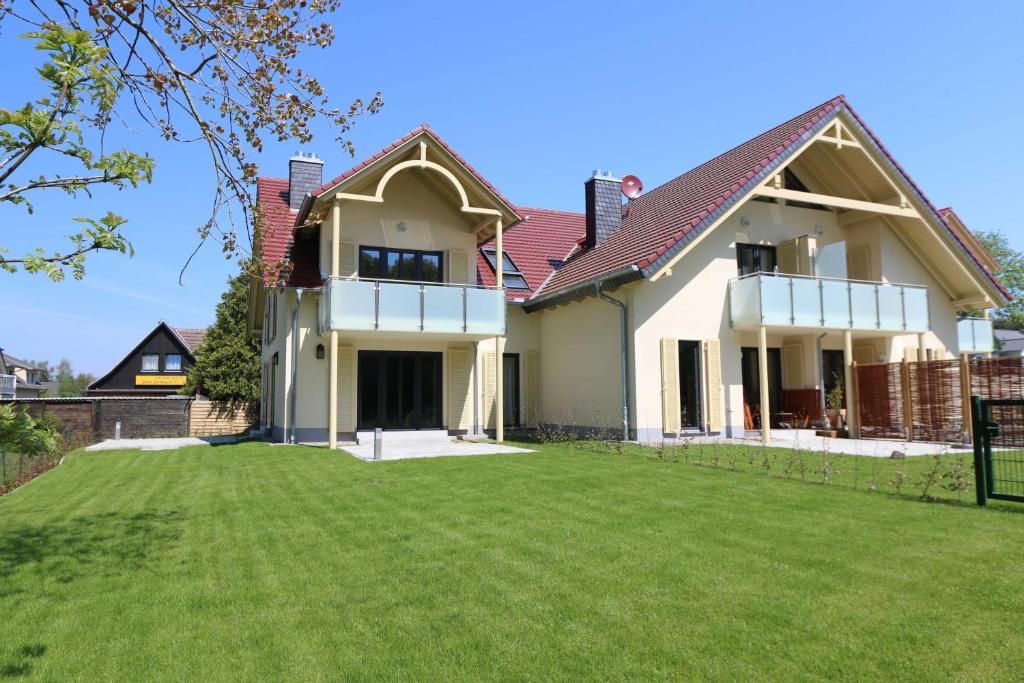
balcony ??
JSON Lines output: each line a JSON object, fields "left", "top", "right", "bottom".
{"left": 729, "top": 272, "right": 930, "bottom": 333}
{"left": 320, "top": 277, "right": 506, "bottom": 337}
{"left": 957, "top": 317, "right": 994, "bottom": 354}
{"left": 0, "top": 374, "right": 15, "bottom": 399}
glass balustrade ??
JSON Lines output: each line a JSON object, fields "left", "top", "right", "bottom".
{"left": 729, "top": 273, "right": 930, "bottom": 332}
{"left": 957, "top": 317, "right": 994, "bottom": 354}
{"left": 323, "top": 278, "right": 505, "bottom": 336}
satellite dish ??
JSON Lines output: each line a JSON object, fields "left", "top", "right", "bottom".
{"left": 621, "top": 175, "right": 643, "bottom": 199}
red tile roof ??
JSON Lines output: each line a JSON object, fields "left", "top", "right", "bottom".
{"left": 477, "top": 207, "right": 586, "bottom": 300}
{"left": 315, "top": 124, "right": 519, "bottom": 216}
{"left": 535, "top": 96, "right": 848, "bottom": 299}
{"left": 172, "top": 327, "right": 208, "bottom": 352}
{"left": 255, "top": 176, "right": 297, "bottom": 287}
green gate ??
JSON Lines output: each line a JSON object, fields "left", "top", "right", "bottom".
{"left": 971, "top": 396, "right": 1024, "bottom": 505}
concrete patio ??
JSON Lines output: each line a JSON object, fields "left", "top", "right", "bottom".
{"left": 652, "top": 429, "right": 968, "bottom": 457}
{"left": 341, "top": 430, "right": 534, "bottom": 461}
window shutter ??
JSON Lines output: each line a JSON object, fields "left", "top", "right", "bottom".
{"left": 524, "top": 350, "right": 539, "bottom": 427}
{"left": 337, "top": 345, "right": 356, "bottom": 432}
{"left": 339, "top": 241, "right": 357, "bottom": 278}
{"left": 782, "top": 342, "right": 804, "bottom": 389}
{"left": 705, "top": 339, "right": 724, "bottom": 433}
{"left": 482, "top": 351, "right": 497, "bottom": 430}
{"left": 660, "top": 338, "right": 680, "bottom": 434}
{"left": 778, "top": 239, "right": 799, "bottom": 274}
{"left": 447, "top": 249, "right": 469, "bottom": 284}
{"left": 448, "top": 348, "right": 473, "bottom": 430}
{"left": 846, "top": 246, "right": 872, "bottom": 281}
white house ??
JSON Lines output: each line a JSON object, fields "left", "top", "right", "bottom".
{"left": 248, "top": 96, "right": 1008, "bottom": 445}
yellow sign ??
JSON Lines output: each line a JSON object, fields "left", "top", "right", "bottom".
{"left": 135, "top": 374, "right": 187, "bottom": 387}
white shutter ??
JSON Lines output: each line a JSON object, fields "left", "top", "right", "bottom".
{"left": 846, "top": 246, "right": 872, "bottom": 281}
{"left": 482, "top": 351, "right": 497, "bottom": 430}
{"left": 337, "top": 346, "right": 355, "bottom": 431}
{"left": 524, "top": 350, "right": 539, "bottom": 427}
{"left": 705, "top": 339, "right": 724, "bottom": 433}
{"left": 448, "top": 348, "right": 473, "bottom": 431}
{"left": 778, "top": 239, "right": 799, "bottom": 274}
{"left": 661, "top": 338, "right": 680, "bottom": 434}
{"left": 338, "top": 241, "right": 357, "bottom": 278}
{"left": 447, "top": 249, "right": 469, "bottom": 284}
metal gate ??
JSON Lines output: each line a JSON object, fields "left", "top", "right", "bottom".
{"left": 971, "top": 396, "right": 1024, "bottom": 505}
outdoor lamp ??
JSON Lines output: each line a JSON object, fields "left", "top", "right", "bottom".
{"left": 316, "top": 344, "right": 325, "bottom": 360}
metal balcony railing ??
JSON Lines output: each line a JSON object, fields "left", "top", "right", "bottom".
{"left": 729, "top": 272, "right": 930, "bottom": 332}
{"left": 321, "top": 277, "right": 506, "bottom": 336}
{"left": 957, "top": 317, "right": 995, "bottom": 354}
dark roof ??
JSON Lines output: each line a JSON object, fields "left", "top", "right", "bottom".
{"left": 172, "top": 327, "right": 208, "bottom": 352}
{"left": 1, "top": 354, "right": 41, "bottom": 371}
{"left": 477, "top": 207, "right": 586, "bottom": 300}
{"left": 995, "top": 329, "right": 1024, "bottom": 354}
{"left": 87, "top": 321, "right": 199, "bottom": 390}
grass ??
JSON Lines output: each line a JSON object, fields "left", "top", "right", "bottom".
{"left": 1, "top": 441, "right": 1023, "bottom": 681}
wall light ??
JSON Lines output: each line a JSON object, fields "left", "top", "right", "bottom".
{"left": 397, "top": 222, "right": 409, "bottom": 232}
{"left": 316, "top": 344, "right": 325, "bottom": 360}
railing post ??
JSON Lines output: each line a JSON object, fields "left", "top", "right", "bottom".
{"left": 419, "top": 284, "right": 425, "bottom": 331}
{"left": 373, "top": 282, "right": 380, "bottom": 330}
{"left": 788, "top": 277, "right": 795, "bottom": 325}
{"left": 874, "top": 284, "right": 881, "bottom": 329}
{"left": 462, "top": 285, "right": 468, "bottom": 333}
{"left": 847, "top": 281, "right": 854, "bottom": 328}
{"left": 818, "top": 279, "right": 825, "bottom": 326}
{"left": 899, "top": 286, "right": 907, "bottom": 330}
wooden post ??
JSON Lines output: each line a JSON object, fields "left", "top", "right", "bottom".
{"left": 328, "top": 330, "right": 338, "bottom": 449}
{"left": 901, "top": 358, "right": 914, "bottom": 441}
{"left": 758, "top": 325, "right": 770, "bottom": 443}
{"left": 960, "top": 353, "right": 973, "bottom": 443}
{"left": 495, "top": 217, "right": 504, "bottom": 443}
{"left": 843, "top": 330, "right": 859, "bottom": 438}
{"left": 917, "top": 333, "right": 927, "bottom": 362}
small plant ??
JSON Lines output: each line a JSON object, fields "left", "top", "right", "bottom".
{"left": 889, "top": 464, "right": 911, "bottom": 495}
{"left": 917, "top": 454, "right": 946, "bottom": 501}
{"left": 941, "top": 454, "right": 971, "bottom": 501}
{"left": 826, "top": 372, "right": 845, "bottom": 410}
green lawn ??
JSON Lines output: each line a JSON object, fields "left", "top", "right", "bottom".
{"left": 1, "top": 442, "right": 1022, "bottom": 681}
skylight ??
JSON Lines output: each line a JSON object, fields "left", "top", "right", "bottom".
{"left": 481, "top": 248, "right": 529, "bottom": 290}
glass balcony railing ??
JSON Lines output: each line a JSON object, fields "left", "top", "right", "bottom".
{"left": 957, "top": 317, "right": 994, "bottom": 354}
{"left": 729, "top": 272, "right": 930, "bottom": 332}
{"left": 0, "top": 374, "right": 15, "bottom": 398}
{"left": 320, "top": 277, "right": 506, "bottom": 336}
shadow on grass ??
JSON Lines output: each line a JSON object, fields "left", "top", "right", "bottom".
{"left": 0, "top": 510, "right": 185, "bottom": 583}
{"left": 0, "top": 645, "right": 46, "bottom": 679}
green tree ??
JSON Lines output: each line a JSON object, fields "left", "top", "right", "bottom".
{"left": 53, "top": 359, "right": 95, "bottom": 397}
{"left": 975, "top": 230, "right": 1024, "bottom": 331}
{"left": 2, "top": 2, "right": 382, "bottom": 280}
{"left": 0, "top": 404, "right": 61, "bottom": 458}
{"left": 183, "top": 266, "right": 260, "bottom": 406}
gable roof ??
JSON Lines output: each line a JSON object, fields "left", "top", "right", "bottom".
{"left": 256, "top": 125, "right": 521, "bottom": 288}
{"left": 995, "top": 329, "right": 1024, "bottom": 354}
{"left": 477, "top": 207, "right": 586, "bottom": 300}
{"left": 530, "top": 95, "right": 1010, "bottom": 307}
{"left": 87, "top": 321, "right": 199, "bottom": 390}
{"left": 937, "top": 207, "right": 1000, "bottom": 274}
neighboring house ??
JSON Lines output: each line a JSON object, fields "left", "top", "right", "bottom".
{"left": 249, "top": 96, "right": 1009, "bottom": 445}
{"left": 87, "top": 322, "right": 207, "bottom": 396}
{"left": 0, "top": 350, "right": 46, "bottom": 398}
{"left": 995, "top": 329, "right": 1024, "bottom": 357}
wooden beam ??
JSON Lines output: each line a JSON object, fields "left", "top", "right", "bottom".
{"left": 753, "top": 187, "right": 920, "bottom": 218}
{"left": 815, "top": 134, "right": 861, "bottom": 149}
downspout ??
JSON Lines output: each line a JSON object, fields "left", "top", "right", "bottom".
{"left": 596, "top": 280, "right": 630, "bottom": 440}
{"left": 288, "top": 289, "right": 305, "bottom": 444}
{"left": 472, "top": 341, "right": 480, "bottom": 436}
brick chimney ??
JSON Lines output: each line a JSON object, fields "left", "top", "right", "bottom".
{"left": 288, "top": 151, "right": 324, "bottom": 211}
{"left": 584, "top": 170, "right": 623, "bottom": 249}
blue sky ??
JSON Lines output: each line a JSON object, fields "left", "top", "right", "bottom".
{"left": 2, "top": 0, "right": 1022, "bottom": 375}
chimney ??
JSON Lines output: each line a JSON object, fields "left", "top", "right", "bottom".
{"left": 288, "top": 151, "right": 324, "bottom": 211}
{"left": 584, "top": 170, "right": 623, "bottom": 249}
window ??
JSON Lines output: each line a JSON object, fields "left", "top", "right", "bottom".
{"left": 736, "top": 243, "right": 777, "bottom": 276}
{"left": 141, "top": 354, "right": 159, "bottom": 372}
{"left": 165, "top": 354, "right": 183, "bottom": 372}
{"left": 358, "top": 247, "right": 443, "bottom": 283}
{"left": 480, "top": 248, "right": 529, "bottom": 290}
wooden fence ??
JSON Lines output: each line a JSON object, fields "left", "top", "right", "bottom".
{"left": 854, "top": 355, "right": 1024, "bottom": 443}
{"left": 0, "top": 397, "right": 256, "bottom": 444}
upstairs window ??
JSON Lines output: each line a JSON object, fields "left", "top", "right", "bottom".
{"left": 141, "top": 354, "right": 159, "bottom": 372}
{"left": 165, "top": 354, "right": 183, "bottom": 372}
{"left": 359, "top": 247, "right": 443, "bottom": 283}
{"left": 736, "top": 243, "right": 777, "bottom": 277}
{"left": 480, "top": 248, "right": 529, "bottom": 290}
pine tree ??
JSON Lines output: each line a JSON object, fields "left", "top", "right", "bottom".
{"left": 184, "top": 267, "right": 261, "bottom": 406}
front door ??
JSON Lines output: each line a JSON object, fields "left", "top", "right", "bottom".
{"left": 358, "top": 351, "right": 442, "bottom": 430}
{"left": 678, "top": 341, "right": 703, "bottom": 430}
{"left": 741, "top": 347, "right": 782, "bottom": 428}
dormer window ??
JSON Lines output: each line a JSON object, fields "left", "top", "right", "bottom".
{"left": 481, "top": 248, "right": 529, "bottom": 290}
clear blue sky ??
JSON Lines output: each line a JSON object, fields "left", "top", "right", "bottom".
{"left": 2, "top": 0, "right": 1022, "bottom": 375}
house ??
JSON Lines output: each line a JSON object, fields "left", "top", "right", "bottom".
{"left": 0, "top": 350, "right": 46, "bottom": 398}
{"left": 249, "top": 96, "right": 1008, "bottom": 446}
{"left": 87, "top": 322, "right": 207, "bottom": 396}
{"left": 994, "top": 329, "right": 1024, "bottom": 357}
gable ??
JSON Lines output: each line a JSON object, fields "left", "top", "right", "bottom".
{"left": 88, "top": 322, "right": 197, "bottom": 391}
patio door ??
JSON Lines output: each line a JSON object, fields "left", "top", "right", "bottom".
{"left": 678, "top": 341, "right": 703, "bottom": 429}
{"left": 503, "top": 353, "right": 520, "bottom": 428}
{"left": 358, "top": 351, "right": 442, "bottom": 430}
{"left": 741, "top": 347, "right": 782, "bottom": 428}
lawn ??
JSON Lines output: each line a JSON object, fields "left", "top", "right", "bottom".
{"left": 1, "top": 441, "right": 1022, "bottom": 681}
